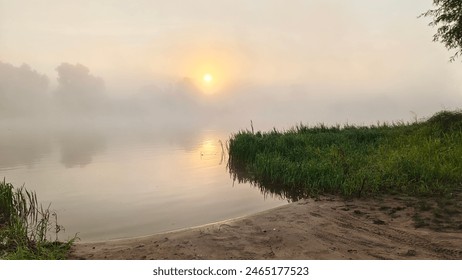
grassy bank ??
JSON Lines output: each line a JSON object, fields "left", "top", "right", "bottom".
{"left": 0, "top": 180, "right": 75, "bottom": 259}
{"left": 228, "top": 110, "right": 462, "bottom": 200}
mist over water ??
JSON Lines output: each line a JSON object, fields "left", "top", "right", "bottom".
{"left": 0, "top": 115, "right": 290, "bottom": 241}
{"left": 1, "top": 0, "right": 462, "bottom": 241}
{"left": 1, "top": 58, "right": 460, "bottom": 241}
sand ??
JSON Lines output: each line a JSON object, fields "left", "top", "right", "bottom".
{"left": 70, "top": 195, "right": 462, "bottom": 260}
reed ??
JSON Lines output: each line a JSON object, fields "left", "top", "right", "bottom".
{"left": 0, "top": 179, "right": 75, "bottom": 259}
{"left": 228, "top": 110, "right": 462, "bottom": 199}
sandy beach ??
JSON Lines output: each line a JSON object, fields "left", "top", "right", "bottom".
{"left": 70, "top": 195, "right": 462, "bottom": 260}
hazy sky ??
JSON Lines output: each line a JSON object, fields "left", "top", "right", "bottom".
{"left": 1, "top": 0, "right": 461, "bottom": 123}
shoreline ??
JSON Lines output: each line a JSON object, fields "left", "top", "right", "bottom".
{"left": 74, "top": 202, "right": 291, "bottom": 245}
{"left": 70, "top": 195, "right": 462, "bottom": 260}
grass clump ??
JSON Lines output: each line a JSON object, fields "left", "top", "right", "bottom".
{"left": 228, "top": 110, "right": 462, "bottom": 200}
{"left": 0, "top": 179, "right": 75, "bottom": 259}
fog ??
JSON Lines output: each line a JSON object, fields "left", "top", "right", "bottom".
{"left": 1, "top": 60, "right": 461, "bottom": 134}
{"left": 1, "top": 0, "right": 462, "bottom": 132}
{"left": 3, "top": 1, "right": 462, "bottom": 242}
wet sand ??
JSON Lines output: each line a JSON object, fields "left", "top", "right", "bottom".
{"left": 70, "top": 195, "right": 462, "bottom": 260}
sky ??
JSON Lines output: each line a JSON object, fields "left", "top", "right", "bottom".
{"left": 1, "top": 0, "right": 461, "bottom": 126}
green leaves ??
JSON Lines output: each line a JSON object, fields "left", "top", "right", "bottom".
{"left": 421, "top": 0, "right": 462, "bottom": 61}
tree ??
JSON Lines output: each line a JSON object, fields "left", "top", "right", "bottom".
{"left": 0, "top": 61, "right": 49, "bottom": 117}
{"left": 421, "top": 0, "right": 462, "bottom": 62}
{"left": 54, "top": 63, "right": 105, "bottom": 114}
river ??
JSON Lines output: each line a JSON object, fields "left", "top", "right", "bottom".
{"left": 0, "top": 120, "right": 287, "bottom": 241}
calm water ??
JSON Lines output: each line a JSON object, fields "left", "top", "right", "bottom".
{"left": 0, "top": 121, "right": 287, "bottom": 241}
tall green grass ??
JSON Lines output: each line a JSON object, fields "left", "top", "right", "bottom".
{"left": 0, "top": 179, "right": 75, "bottom": 259}
{"left": 228, "top": 110, "right": 462, "bottom": 200}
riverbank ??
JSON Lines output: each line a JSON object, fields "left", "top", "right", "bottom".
{"left": 70, "top": 193, "right": 462, "bottom": 260}
{"left": 228, "top": 110, "right": 462, "bottom": 198}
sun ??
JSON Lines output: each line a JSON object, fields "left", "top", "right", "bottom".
{"left": 203, "top": 73, "right": 213, "bottom": 83}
